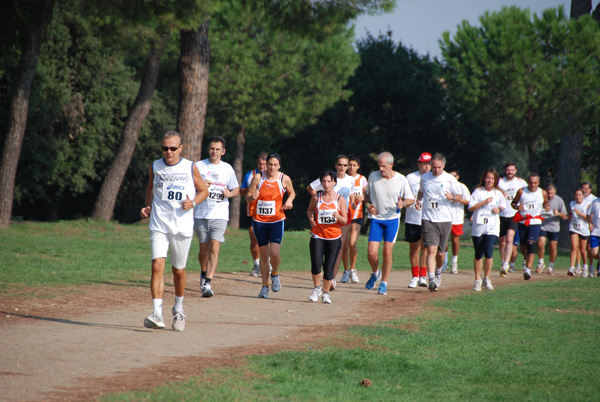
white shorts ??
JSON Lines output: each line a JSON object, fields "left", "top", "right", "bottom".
{"left": 150, "top": 231, "right": 193, "bottom": 269}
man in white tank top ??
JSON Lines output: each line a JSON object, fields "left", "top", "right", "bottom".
{"left": 140, "top": 131, "right": 208, "bottom": 331}
{"left": 510, "top": 173, "right": 549, "bottom": 280}
{"left": 582, "top": 181, "right": 597, "bottom": 276}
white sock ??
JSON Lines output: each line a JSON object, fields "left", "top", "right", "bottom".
{"left": 429, "top": 273, "right": 435, "bottom": 281}
{"left": 153, "top": 299, "right": 163, "bottom": 316}
{"left": 174, "top": 296, "right": 184, "bottom": 313}
{"left": 452, "top": 255, "right": 458, "bottom": 263}
{"left": 549, "top": 262, "right": 554, "bottom": 268}
{"left": 254, "top": 259, "right": 260, "bottom": 265}
{"left": 538, "top": 258, "right": 544, "bottom": 264}
{"left": 435, "top": 267, "right": 442, "bottom": 276}
{"left": 374, "top": 270, "right": 380, "bottom": 277}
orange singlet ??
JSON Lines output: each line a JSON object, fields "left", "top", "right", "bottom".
{"left": 253, "top": 172, "right": 286, "bottom": 223}
{"left": 348, "top": 174, "right": 367, "bottom": 220}
{"left": 311, "top": 192, "right": 342, "bottom": 240}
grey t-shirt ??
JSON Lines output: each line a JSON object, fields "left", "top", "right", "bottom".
{"left": 541, "top": 195, "right": 567, "bottom": 233}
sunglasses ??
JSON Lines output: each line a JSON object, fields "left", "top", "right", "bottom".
{"left": 161, "top": 145, "right": 181, "bottom": 152}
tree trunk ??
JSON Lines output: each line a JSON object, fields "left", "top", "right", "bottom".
{"left": 570, "top": 0, "right": 592, "bottom": 19}
{"left": 556, "top": 116, "right": 584, "bottom": 249}
{"left": 526, "top": 134, "right": 538, "bottom": 174}
{"left": 92, "top": 38, "right": 166, "bottom": 221}
{"left": 229, "top": 126, "right": 246, "bottom": 229}
{"left": 0, "top": 0, "right": 54, "bottom": 229}
{"left": 177, "top": 20, "right": 210, "bottom": 163}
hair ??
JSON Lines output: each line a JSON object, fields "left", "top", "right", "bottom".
{"left": 449, "top": 169, "right": 460, "bottom": 176}
{"left": 336, "top": 154, "right": 349, "bottom": 163}
{"left": 432, "top": 152, "right": 446, "bottom": 165}
{"left": 257, "top": 151, "right": 269, "bottom": 161}
{"left": 348, "top": 154, "right": 361, "bottom": 166}
{"left": 207, "top": 136, "right": 226, "bottom": 148}
{"left": 528, "top": 173, "right": 540, "bottom": 181}
{"left": 581, "top": 181, "right": 592, "bottom": 188}
{"left": 477, "top": 168, "right": 499, "bottom": 189}
{"left": 504, "top": 162, "right": 517, "bottom": 170}
{"left": 319, "top": 170, "right": 337, "bottom": 184}
{"left": 546, "top": 183, "right": 557, "bottom": 192}
{"left": 267, "top": 153, "right": 281, "bottom": 164}
{"left": 378, "top": 152, "right": 394, "bottom": 164}
{"left": 163, "top": 131, "right": 182, "bottom": 143}
{"left": 575, "top": 187, "right": 584, "bottom": 195}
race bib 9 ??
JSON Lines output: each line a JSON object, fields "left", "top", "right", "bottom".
{"left": 476, "top": 210, "right": 492, "bottom": 225}
{"left": 257, "top": 200, "right": 276, "bottom": 216}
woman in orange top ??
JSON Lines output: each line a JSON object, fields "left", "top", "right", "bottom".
{"left": 306, "top": 170, "right": 348, "bottom": 304}
{"left": 246, "top": 153, "right": 295, "bottom": 299}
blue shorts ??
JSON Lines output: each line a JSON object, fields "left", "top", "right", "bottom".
{"left": 472, "top": 234, "right": 498, "bottom": 260}
{"left": 518, "top": 224, "right": 541, "bottom": 244}
{"left": 252, "top": 220, "right": 285, "bottom": 247}
{"left": 590, "top": 236, "right": 600, "bottom": 250}
{"left": 539, "top": 230, "right": 560, "bottom": 242}
{"left": 368, "top": 218, "right": 399, "bottom": 244}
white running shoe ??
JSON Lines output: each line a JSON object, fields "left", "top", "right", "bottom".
{"left": 522, "top": 259, "right": 527, "bottom": 270}
{"left": 536, "top": 262, "right": 545, "bottom": 274}
{"left": 340, "top": 270, "right": 350, "bottom": 283}
{"left": 350, "top": 269, "right": 360, "bottom": 283}
{"left": 201, "top": 283, "right": 214, "bottom": 298}
{"left": 568, "top": 267, "right": 576, "bottom": 276}
{"left": 330, "top": 278, "right": 336, "bottom": 291}
{"left": 524, "top": 268, "right": 531, "bottom": 280}
{"left": 434, "top": 274, "right": 442, "bottom": 289}
{"left": 482, "top": 277, "right": 494, "bottom": 291}
{"left": 582, "top": 265, "right": 589, "bottom": 278}
{"left": 250, "top": 263, "right": 260, "bottom": 277}
{"left": 473, "top": 279, "right": 482, "bottom": 292}
{"left": 575, "top": 265, "right": 582, "bottom": 275}
{"left": 451, "top": 262, "right": 458, "bottom": 274}
{"left": 309, "top": 287, "right": 322, "bottom": 302}
{"left": 508, "top": 265, "right": 515, "bottom": 273}
{"left": 408, "top": 277, "right": 419, "bottom": 288}
{"left": 322, "top": 293, "right": 332, "bottom": 304}
{"left": 500, "top": 263, "right": 508, "bottom": 277}
{"left": 171, "top": 308, "right": 186, "bottom": 332}
{"left": 418, "top": 276, "right": 428, "bottom": 287}
{"left": 547, "top": 266, "right": 553, "bottom": 275}
{"left": 144, "top": 312, "right": 165, "bottom": 329}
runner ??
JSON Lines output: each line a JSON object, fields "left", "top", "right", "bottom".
{"left": 536, "top": 183, "right": 568, "bottom": 274}
{"left": 468, "top": 168, "right": 506, "bottom": 291}
{"left": 246, "top": 153, "right": 295, "bottom": 298}
{"left": 447, "top": 170, "right": 471, "bottom": 274}
{"left": 587, "top": 197, "right": 600, "bottom": 276}
{"left": 239, "top": 151, "right": 268, "bottom": 277}
{"left": 342, "top": 154, "right": 368, "bottom": 284}
{"left": 568, "top": 188, "right": 590, "bottom": 276}
{"left": 581, "top": 181, "right": 597, "bottom": 276}
{"left": 306, "top": 155, "right": 354, "bottom": 290}
{"left": 364, "top": 151, "right": 414, "bottom": 295}
{"left": 194, "top": 136, "right": 240, "bottom": 298}
{"left": 140, "top": 131, "right": 209, "bottom": 331}
{"left": 497, "top": 163, "right": 527, "bottom": 276}
{"left": 306, "top": 170, "right": 348, "bottom": 304}
{"left": 416, "top": 153, "right": 463, "bottom": 292}
{"left": 511, "top": 173, "right": 550, "bottom": 280}
{"left": 405, "top": 152, "right": 431, "bottom": 288}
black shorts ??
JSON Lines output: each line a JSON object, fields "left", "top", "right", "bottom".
{"left": 351, "top": 218, "right": 363, "bottom": 226}
{"left": 404, "top": 223, "right": 422, "bottom": 243}
{"left": 539, "top": 230, "right": 559, "bottom": 242}
{"left": 500, "top": 217, "right": 519, "bottom": 237}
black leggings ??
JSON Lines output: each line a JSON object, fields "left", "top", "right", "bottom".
{"left": 472, "top": 234, "right": 498, "bottom": 260}
{"left": 309, "top": 236, "right": 342, "bottom": 281}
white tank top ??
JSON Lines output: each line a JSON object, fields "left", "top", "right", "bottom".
{"left": 149, "top": 158, "right": 197, "bottom": 236}
{"left": 517, "top": 187, "right": 544, "bottom": 225}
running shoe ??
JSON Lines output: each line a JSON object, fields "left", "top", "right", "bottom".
{"left": 250, "top": 262, "right": 260, "bottom": 277}
{"left": 500, "top": 263, "right": 508, "bottom": 277}
{"left": 350, "top": 269, "right": 360, "bottom": 283}
{"left": 451, "top": 262, "right": 458, "bottom": 274}
{"left": 567, "top": 267, "right": 576, "bottom": 276}
{"left": 340, "top": 270, "right": 350, "bottom": 283}
{"left": 482, "top": 277, "right": 494, "bottom": 291}
{"left": 201, "top": 283, "right": 214, "bottom": 298}
{"left": 473, "top": 279, "right": 482, "bottom": 292}
{"left": 575, "top": 265, "right": 582, "bottom": 275}
{"left": 330, "top": 278, "right": 336, "bottom": 291}
{"left": 408, "top": 277, "right": 419, "bottom": 289}
{"left": 434, "top": 274, "right": 442, "bottom": 289}
{"left": 582, "top": 265, "right": 589, "bottom": 278}
{"left": 143, "top": 312, "right": 165, "bottom": 329}
{"left": 441, "top": 262, "right": 447, "bottom": 273}
{"left": 271, "top": 275, "right": 281, "bottom": 292}
{"left": 547, "top": 266, "right": 553, "bottom": 275}
{"left": 508, "top": 265, "right": 515, "bottom": 273}
{"left": 322, "top": 293, "right": 332, "bottom": 304}
{"left": 171, "top": 308, "right": 186, "bottom": 332}
{"left": 524, "top": 268, "right": 531, "bottom": 280}
{"left": 378, "top": 282, "right": 387, "bottom": 295}
{"left": 428, "top": 278, "right": 438, "bottom": 292}
{"left": 309, "top": 287, "right": 322, "bottom": 302}
{"left": 258, "top": 286, "right": 269, "bottom": 298}
{"left": 418, "top": 276, "right": 428, "bottom": 287}
{"left": 365, "top": 271, "right": 381, "bottom": 290}
{"left": 536, "top": 262, "right": 545, "bottom": 274}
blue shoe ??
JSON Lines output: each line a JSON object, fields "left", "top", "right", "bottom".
{"left": 377, "top": 282, "right": 387, "bottom": 295}
{"left": 365, "top": 271, "right": 381, "bottom": 290}
{"left": 271, "top": 275, "right": 281, "bottom": 292}
{"left": 258, "top": 286, "right": 269, "bottom": 298}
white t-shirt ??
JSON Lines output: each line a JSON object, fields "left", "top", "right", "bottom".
{"left": 498, "top": 177, "right": 527, "bottom": 218}
{"left": 310, "top": 174, "right": 354, "bottom": 206}
{"left": 366, "top": 170, "right": 414, "bottom": 221}
{"left": 405, "top": 171, "right": 423, "bottom": 225}
{"left": 469, "top": 187, "right": 506, "bottom": 237}
{"left": 569, "top": 200, "right": 590, "bottom": 236}
{"left": 516, "top": 187, "right": 544, "bottom": 225}
{"left": 588, "top": 198, "right": 600, "bottom": 237}
{"left": 150, "top": 158, "right": 197, "bottom": 237}
{"left": 194, "top": 159, "right": 239, "bottom": 221}
{"left": 450, "top": 182, "right": 471, "bottom": 225}
{"left": 420, "top": 171, "right": 462, "bottom": 223}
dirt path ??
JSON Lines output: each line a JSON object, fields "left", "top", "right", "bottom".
{"left": 0, "top": 268, "right": 564, "bottom": 401}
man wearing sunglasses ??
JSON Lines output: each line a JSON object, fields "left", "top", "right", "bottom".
{"left": 140, "top": 131, "right": 208, "bottom": 331}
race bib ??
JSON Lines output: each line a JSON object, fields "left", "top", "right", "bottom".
{"left": 430, "top": 201, "right": 440, "bottom": 209}
{"left": 208, "top": 185, "right": 224, "bottom": 202}
{"left": 574, "top": 222, "right": 582, "bottom": 229}
{"left": 318, "top": 209, "right": 337, "bottom": 224}
{"left": 353, "top": 186, "right": 363, "bottom": 197}
{"left": 541, "top": 210, "right": 553, "bottom": 219}
{"left": 257, "top": 200, "right": 276, "bottom": 216}
{"left": 162, "top": 181, "right": 185, "bottom": 202}
{"left": 476, "top": 209, "right": 492, "bottom": 225}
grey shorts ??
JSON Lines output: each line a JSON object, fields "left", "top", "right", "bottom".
{"left": 422, "top": 220, "right": 452, "bottom": 253}
{"left": 194, "top": 218, "right": 227, "bottom": 243}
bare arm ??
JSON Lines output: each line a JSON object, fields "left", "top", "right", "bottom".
{"left": 140, "top": 165, "right": 154, "bottom": 218}
{"left": 282, "top": 174, "right": 295, "bottom": 210}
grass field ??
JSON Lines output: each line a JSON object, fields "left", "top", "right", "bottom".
{"left": 2, "top": 220, "right": 598, "bottom": 401}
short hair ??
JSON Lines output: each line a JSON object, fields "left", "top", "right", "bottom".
{"left": 449, "top": 169, "right": 460, "bottom": 176}
{"left": 546, "top": 183, "right": 557, "bottom": 192}
{"left": 207, "top": 136, "right": 226, "bottom": 148}
{"left": 432, "top": 153, "right": 446, "bottom": 165}
{"left": 575, "top": 187, "right": 584, "bottom": 195}
{"left": 378, "top": 152, "right": 394, "bottom": 164}
{"left": 581, "top": 181, "right": 592, "bottom": 188}
{"left": 257, "top": 151, "right": 269, "bottom": 161}
{"left": 336, "top": 154, "right": 349, "bottom": 163}
{"left": 348, "top": 154, "right": 361, "bottom": 165}
{"left": 163, "top": 131, "right": 182, "bottom": 143}
{"left": 504, "top": 162, "right": 517, "bottom": 170}
{"left": 528, "top": 173, "right": 540, "bottom": 181}
{"left": 319, "top": 170, "right": 337, "bottom": 184}
{"left": 477, "top": 168, "right": 499, "bottom": 189}
{"left": 267, "top": 153, "right": 281, "bottom": 163}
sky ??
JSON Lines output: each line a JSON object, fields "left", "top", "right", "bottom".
{"left": 352, "top": 0, "right": 576, "bottom": 59}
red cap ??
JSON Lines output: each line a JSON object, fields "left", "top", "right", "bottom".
{"left": 418, "top": 152, "right": 432, "bottom": 162}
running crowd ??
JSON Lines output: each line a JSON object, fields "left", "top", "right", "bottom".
{"left": 139, "top": 131, "right": 600, "bottom": 331}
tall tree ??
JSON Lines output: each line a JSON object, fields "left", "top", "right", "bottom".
{"left": 0, "top": 0, "right": 54, "bottom": 228}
